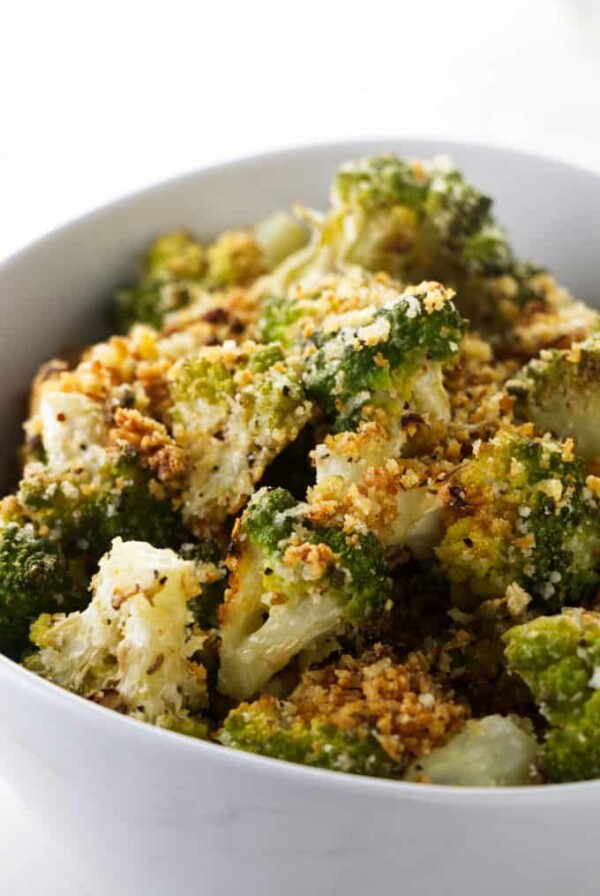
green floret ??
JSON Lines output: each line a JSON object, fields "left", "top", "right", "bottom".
{"left": 257, "top": 293, "right": 304, "bottom": 345}
{"left": 257, "top": 267, "right": 404, "bottom": 347}
{"left": 145, "top": 231, "right": 206, "bottom": 282}
{"left": 18, "top": 450, "right": 191, "bottom": 562}
{"left": 333, "top": 154, "right": 508, "bottom": 274}
{"left": 113, "top": 281, "right": 194, "bottom": 333}
{"left": 0, "top": 522, "right": 87, "bottom": 658}
{"left": 114, "top": 231, "right": 206, "bottom": 332}
{"left": 113, "top": 211, "right": 307, "bottom": 333}
{"left": 303, "top": 281, "right": 465, "bottom": 431}
{"left": 508, "top": 333, "right": 600, "bottom": 460}
{"left": 181, "top": 538, "right": 227, "bottom": 629}
{"left": 220, "top": 696, "right": 398, "bottom": 777}
{"left": 204, "top": 229, "right": 266, "bottom": 288}
{"left": 266, "top": 155, "right": 572, "bottom": 338}
{"left": 219, "top": 647, "right": 468, "bottom": 777}
{"left": 504, "top": 610, "right": 600, "bottom": 782}
{"left": 436, "top": 429, "right": 600, "bottom": 609}
{"left": 330, "top": 156, "right": 555, "bottom": 327}
{"left": 168, "top": 341, "right": 313, "bottom": 529}
{"left": 218, "top": 487, "right": 391, "bottom": 700}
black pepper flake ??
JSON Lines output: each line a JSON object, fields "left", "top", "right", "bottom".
{"left": 146, "top": 653, "right": 165, "bottom": 675}
{"left": 449, "top": 485, "right": 468, "bottom": 507}
{"left": 202, "top": 307, "right": 229, "bottom": 325}
{"left": 401, "top": 412, "right": 424, "bottom": 427}
{"left": 463, "top": 537, "right": 474, "bottom": 548}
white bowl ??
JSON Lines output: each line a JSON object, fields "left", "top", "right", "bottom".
{"left": 1, "top": 140, "right": 600, "bottom": 896}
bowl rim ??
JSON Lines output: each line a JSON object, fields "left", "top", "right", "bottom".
{"left": 2, "top": 136, "right": 600, "bottom": 802}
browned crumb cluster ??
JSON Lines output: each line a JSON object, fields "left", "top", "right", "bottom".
{"left": 109, "top": 408, "right": 188, "bottom": 492}
{"left": 288, "top": 647, "right": 469, "bottom": 763}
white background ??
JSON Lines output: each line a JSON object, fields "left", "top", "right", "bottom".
{"left": 1, "top": 0, "right": 600, "bottom": 892}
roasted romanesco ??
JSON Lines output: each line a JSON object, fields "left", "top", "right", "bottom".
{"left": 504, "top": 610, "right": 600, "bottom": 782}
{"left": 508, "top": 332, "right": 600, "bottom": 459}
{"left": 436, "top": 428, "right": 600, "bottom": 609}
{"left": 218, "top": 487, "right": 390, "bottom": 700}
{"left": 220, "top": 647, "right": 467, "bottom": 776}
{"left": 4, "top": 152, "right": 600, "bottom": 786}
{"left": 26, "top": 538, "right": 209, "bottom": 734}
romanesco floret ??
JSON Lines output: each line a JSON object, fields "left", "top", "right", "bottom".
{"left": 0, "top": 522, "right": 87, "bottom": 658}
{"left": 218, "top": 487, "right": 391, "bottom": 700}
{"left": 506, "top": 296, "right": 598, "bottom": 360}
{"left": 18, "top": 450, "right": 191, "bottom": 561}
{"left": 266, "top": 155, "right": 577, "bottom": 339}
{"left": 219, "top": 647, "right": 468, "bottom": 777}
{"left": 145, "top": 231, "right": 206, "bottom": 283}
{"left": 19, "top": 391, "right": 194, "bottom": 560}
{"left": 257, "top": 267, "right": 404, "bottom": 347}
{"left": 504, "top": 609, "right": 600, "bottom": 782}
{"left": 114, "top": 213, "right": 308, "bottom": 334}
{"left": 332, "top": 154, "right": 510, "bottom": 278}
{"left": 508, "top": 333, "right": 600, "bottom": 459}
{"left": 114, "top": 281, "right": 195, "bottom": 334}
{"left": 26, "top": 538, "right": 208, "bottom": 733}
{"left": 114, "top": 231, "right": 206, "bottom": 332}
{"left": 302, "top": 281, "right": 465, "bottom": 432}
{"left": 308, "top": 426, "right": 445, "bottom": 559}
{"left": 404, "top": 714, "right": 538, "bottom": 786}
{"left": 436, "top": 428, "right": 600, "bottom": 608}
{"left": 168, "top": 341, "right": 312, "bottom": 529}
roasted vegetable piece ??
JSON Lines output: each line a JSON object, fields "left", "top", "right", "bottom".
{"left": 114, "top": 213, "right": 307, "bottom": 333}
{"left": 331, "top": 154, "right": 510, "bottom": 277}
{"left": 26, "top": 538, "right": 209, "bottom": 734}
{"left": 0, "top": 522, "right": 87, "bottom": 658}
{"left": 219, "top": 647, "right": 468, "bottom": 777}
{"left": 218, "top": 488, "right": 391, "bottom": 700}
{"left": 504, "top": 609, "right": 600, "bottom": 782}
{"left": 309, "top": 428, "right": 445, "bottom": 559}
{"left": 508, "top": 333, "right": 600, "bottom": 459}
{"left": 168, "top": 341, "right": 312, "bottom": 530}
{"left": 404, "top": 714, "right": 538, "bottom": 786}
{"left": 114, "top": 281, "right": 195, "bottom": 333}
{"left": 18, "top": 450, "right": 191, "bottom": 561}
{"left": 257, "top": 267, "right": 405, "bottom": 347}
{"left": 145, "top": 231, "right": 206, "bottom": 283}
{"left": 268, "top": 154, "right": 574, "bottom": 336}
{"left": 303, "top": 280, "right": 465, "bottom": 432}
{"left": 436, "top": 428, "right": 600, "bottom": 609}
{"left": 205, "top": 216, "right": 306, "bottom": 288}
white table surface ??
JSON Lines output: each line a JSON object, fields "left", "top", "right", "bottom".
{"left": 2, "top": 0, "right": 600, "bottom": 892}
